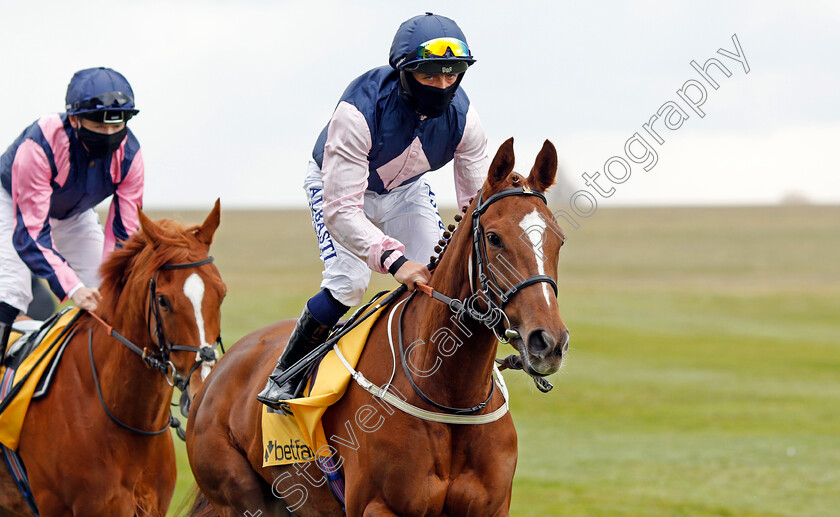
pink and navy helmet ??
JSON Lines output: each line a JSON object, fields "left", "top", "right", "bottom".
{"left": 65, "top": 67, "right": 139, "bottom": 124}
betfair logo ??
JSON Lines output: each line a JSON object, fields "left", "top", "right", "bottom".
{"left": 264, "top": 439, "right": 314, "bottom": 463}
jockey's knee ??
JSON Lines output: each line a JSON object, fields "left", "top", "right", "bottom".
{"left": 326, "top": 281, "right": 368, "bottom": 308}
{"left": 322, "top": 262, "right": 371, "bottom": 308}
{"left": 0, "top": 287, "right": 33, "bottom": 317}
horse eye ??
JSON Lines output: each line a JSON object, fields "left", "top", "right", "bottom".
{"left": 487, "top": 233, "right": 503, "bottom": 248}
{"left": 157, "top": 295, "right": 170, "bottom": 310}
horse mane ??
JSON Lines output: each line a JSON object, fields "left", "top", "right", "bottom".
{"left": 98, "top": 218, "right": 209, "bottom": 325}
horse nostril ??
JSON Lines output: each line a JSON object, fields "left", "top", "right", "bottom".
{"left": 527, "top": 329, "right": 555, "bottom": 358}
{"left": 558, "top": 330, "right": 570, "bottom": 357}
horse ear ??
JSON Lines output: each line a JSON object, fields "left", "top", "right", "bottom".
{"left": 526, "top": 140, "right": 557, "bottom": 192}
{"left": 194, "top": 198, "right": 221, "bottom": 246}
{"left": 138, "top": 206, "right": 163, "bottom": 244}
{"left": 487, "top": 137, "right": 516, "bottom": 190}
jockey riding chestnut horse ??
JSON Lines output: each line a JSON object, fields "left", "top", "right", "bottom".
{"left": 0, "top": 202, "right": 226, "bottom": 516}
{"left": 187, "top": 139, "right": 569, "bottom": 516}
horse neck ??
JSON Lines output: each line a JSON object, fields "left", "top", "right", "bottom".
{"left": 92, "top": 283, "right": 173, "bottom": 428}
{"left": 402, "top": 218, "right": 499, "bottom": 407}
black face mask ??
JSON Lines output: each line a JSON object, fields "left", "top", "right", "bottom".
{"left": 400, "top": 72, "right": 463, "bottom": 118}
{"left": 77, "top": 126, "right": 127, "bottom": 159}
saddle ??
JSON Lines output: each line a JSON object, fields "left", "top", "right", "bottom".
{"left": 0, "top": 307, "right": 82, "bottom": 449}
{"left": 262, "top": 292, "right": 391, "bottom": 467}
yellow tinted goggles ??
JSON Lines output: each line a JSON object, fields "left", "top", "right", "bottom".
{"left": 417, "top": 37, "right": 471, "bottom": 59}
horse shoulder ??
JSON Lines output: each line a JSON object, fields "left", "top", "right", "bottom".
{"left": 16, "top": 332, "right": 97, "bottom": 503}
{"left": 188, "top": 318, "right": 344, "bottom": 517}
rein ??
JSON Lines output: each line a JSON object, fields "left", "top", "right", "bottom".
{"left": 397, "top": 291, "right": 495, "bottom": 415}
{"left": 86, "top": 256, "right": 222, "bottom": 437}
{"left": 87, "top": 329, "right": 175, "bottom": 436}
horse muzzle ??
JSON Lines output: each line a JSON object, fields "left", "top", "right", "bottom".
{"left": 519, "top": 327, "right": 569, "bottom": 376}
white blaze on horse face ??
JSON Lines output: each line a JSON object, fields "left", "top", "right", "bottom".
{"left": 183, "top": 273, "right": 216, "bottom": 380}
{"left": 519, "top": 209, "right": 553, "bottom": 306}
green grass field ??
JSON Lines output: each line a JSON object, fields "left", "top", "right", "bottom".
{"left": 151, "top": 205, "right": 840, "bottom": 517}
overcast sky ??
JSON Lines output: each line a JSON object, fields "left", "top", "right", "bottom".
{"left": 1, "top": 0, "right": 838, "bottom": 209}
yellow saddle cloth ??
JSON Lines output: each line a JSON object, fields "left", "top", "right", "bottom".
{"left": 262, "top": 294, "right": 390, "bottom": 467}
{"left": 0, "top": 308, "right": 81, "bottom": 449}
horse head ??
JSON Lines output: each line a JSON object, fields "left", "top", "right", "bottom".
{"left": 99, "top": 200, "right": 227, "bottom": 396}
{"left": 469, "top": 138, "right": 569, "bottom": 377}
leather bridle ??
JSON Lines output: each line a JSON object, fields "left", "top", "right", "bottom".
{"left": 87, "top": 256, "right": 223, "bottom": 437}
{"left": 146, "top": 256, "right": 221, "bottom": 388}
{"left": 469, "top": 186, "right": 559, "bottom": 340}
{"left": 400, "top": 186, "right": 560, "bottom": 415}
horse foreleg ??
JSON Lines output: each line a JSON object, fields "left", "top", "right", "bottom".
{"left": 190, "top": 443, "right": 282, "bottom": 517}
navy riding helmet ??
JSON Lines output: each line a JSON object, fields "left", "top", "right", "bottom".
{"left": 389, "top": 12, "right": 476, "bottom": 74}
{"left": 65, "top": 67, "right": 139, "bottom": 124}
{"left": 389, "top": 13, "right": 476, "bottom": 118}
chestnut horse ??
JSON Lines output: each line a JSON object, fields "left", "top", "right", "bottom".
{"left": 0, "top": 202, "right": 226, "bottom": 516}
{"left": 187, "top": 139, "right": 569, "bottom": 516}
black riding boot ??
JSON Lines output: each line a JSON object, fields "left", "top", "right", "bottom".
{"left": 0, "top": 303, "right": 20, "bottom": 367}
{"left": 0, "top": 322, "right": 12, "bottom": 367}
{"left": 257, "top": 306, "right": 332, "bottom": 409}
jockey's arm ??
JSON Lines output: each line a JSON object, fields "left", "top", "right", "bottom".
{"left": 10, "top": 138, "right": 82, "bottom": 302}
{"left": 103, "top": 146, "right": 144, "bottom": 260}
{"left": 320, "top": 101, "right": 408, "bottom": 275}
{"left": 453, "top": 104, "right": 490, "bottom": 209}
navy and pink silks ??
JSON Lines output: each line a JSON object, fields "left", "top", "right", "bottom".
{"left": 0, "top": 113, "right": 143, "bottom": 301}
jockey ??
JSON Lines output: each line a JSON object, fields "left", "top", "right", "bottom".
{"left": 258, "top": 13, "right": 490, "bottom": 408}
{"left": 0, "top": 67, "right": 143, "bottom": 363}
